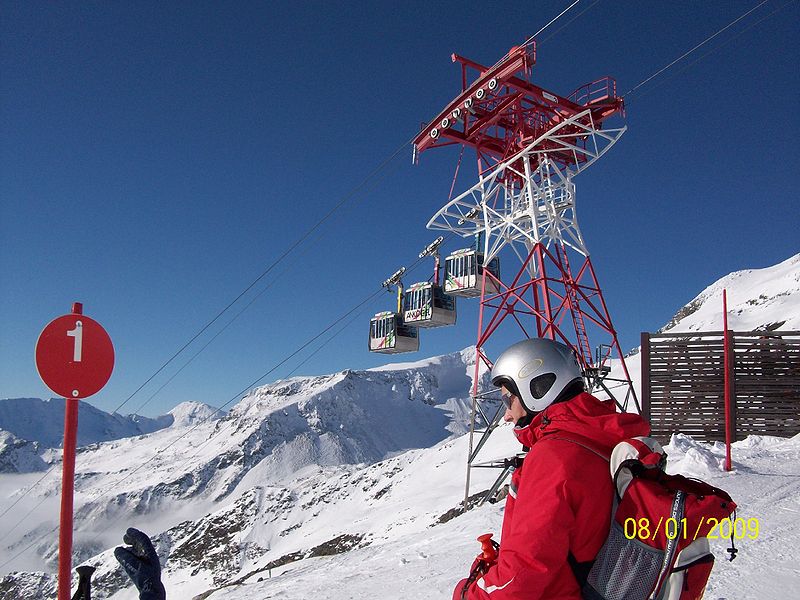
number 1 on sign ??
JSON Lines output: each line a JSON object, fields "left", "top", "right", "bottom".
{"left": 67, "top": 321, "right": 83, "bottom": 362}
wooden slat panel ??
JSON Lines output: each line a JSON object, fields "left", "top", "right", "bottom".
{"left": 643, "top": 331, "right": 800, "bottom": 443}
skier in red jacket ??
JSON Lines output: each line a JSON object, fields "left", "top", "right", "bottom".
{"left": 455, "top": 338, "right": 649, "bottom": 600}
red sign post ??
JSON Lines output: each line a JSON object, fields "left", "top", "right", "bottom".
{"left": 35, "top": 303, "right": 114, "bottom": 600}
{"left": 722, "top": 290, "right": 733, "bottom": 472}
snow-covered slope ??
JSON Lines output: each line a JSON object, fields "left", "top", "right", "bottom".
{"left": 0, "top": 350, "right": 477, "bottom": 587}
{"left": 1, "top": 258, "right": 798, "bottom": 599}
{"left": 609, "top": 253, "right": 800, "bottom": 401}
{"left": 0, "top": 399, "right": 222, "bottom": 473}
{"left": 216, "top": 433, "right": 800, "bottom": 600}
{"left": 4, "top": 427, "right": 798, "bottom": 599}
{"left": 660, "top": 253, "right": 800, "bottom": 334}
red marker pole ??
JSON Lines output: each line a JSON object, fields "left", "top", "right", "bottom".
{"left": 58, "top": 389, "right": 80, "bottom": 600}
{"left": 35, "top": 302, "right": 114, "bottom": 600}
{"left": 723, "top": 290, "right": 732, "bottom": 472}
{"left": 58, "top": 302, "right": 83, "bottom": 600}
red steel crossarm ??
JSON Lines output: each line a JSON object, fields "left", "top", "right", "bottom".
{"left": 414, "top": 46, "right": 614, "bottom": 159}
{"left": 451, "top": 50, "right": 585, "bottom": 116}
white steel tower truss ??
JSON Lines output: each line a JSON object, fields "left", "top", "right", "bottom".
{"left": 427, "top": 110, "right": 626, "bottom": 264}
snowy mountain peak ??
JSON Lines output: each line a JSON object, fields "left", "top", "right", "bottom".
{"left": 0, "top": 398, "right": 171, "bottom": 449}
{"left": 659, "top": 253, "right": 800, "bottom": 334}
{"left": 167, "top": 401, "right": 223, "bottom": 427}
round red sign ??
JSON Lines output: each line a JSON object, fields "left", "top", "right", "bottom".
{"left": 35, "top": 309, "right": 114, "bottom": 399}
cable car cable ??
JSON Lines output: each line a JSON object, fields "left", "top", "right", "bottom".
{"left": 76, "top": 286, "right": 389, "bottom": 511}
{"left": 107, "top": 0, "right": 596, "bottom": 421}
{"left": 125, "top": 260, "right": 296, "bottom": 417}
{"left": 0, "top": 468, "right": 57, "bottom": 528}
{"left": 180, "top": 299, "right": 379, "bottom": 463}
{"left": 484, "top": 0, "right": 584, "bottom": 73}
{"left": 521, "top": 0, "right": 583, "bottom": 49}
{"left": 0, "top": 524, "right": 59, "bottom": 572}
{"left": 623, "top": 0, "right": 771, "bottom": 99}
{"left": 124, "top": 153, "right": 407, "bottom": 419}
{"left": 0, "top": 494, "right": 53, "bottom": 544}
{"left": 78, "top": 235, "right": 451, "bottom": 512}
{"left": 110, "top": 137, "right": 414, "bottom": 417}
{"left": 626, "top": 0, "right": 795, "bottom": 104}
{"left": 537, "top": 0, "right": 601, "bottom": 45}
{"left": 166, "top": 238, "right": 456, "bottom": 465}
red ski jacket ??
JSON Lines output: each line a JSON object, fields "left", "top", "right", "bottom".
{"left": 460, "top": 392, "right": 649, "bottom": 600}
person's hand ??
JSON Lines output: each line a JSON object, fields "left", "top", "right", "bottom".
{"left": 114, "top": 528, "right": 166, "bottom": 600}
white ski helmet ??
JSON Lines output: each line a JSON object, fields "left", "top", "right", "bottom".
{"left": 491, "top": 338, "right": 584, "bottom": 413}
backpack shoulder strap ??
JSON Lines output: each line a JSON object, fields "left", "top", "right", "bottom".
{"left": 611, "top": 437, "right": 667, "bottom": 499}
{"left": 541, "top": 433, "right": 611, "bottom": 462}
{"left": 543, "top": 434, "right": 610, "bottom": 592}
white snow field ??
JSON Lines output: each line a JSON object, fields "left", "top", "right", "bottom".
{"left": 195, "top": 433, "right": 800, "bottom": 600}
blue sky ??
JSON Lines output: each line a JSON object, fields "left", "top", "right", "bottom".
{"left": 2, "top": 1, "right": 798, "bottom": 416}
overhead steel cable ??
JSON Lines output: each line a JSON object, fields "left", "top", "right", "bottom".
{"left": 526, "top": 0, "right": 583, "bottom": 44}
{"left": 626, "top": 0, "right": 796, "bottom": 104}
{"left": 485, "top": 0, "right": 584, "bottom": 72}
{"left": 112, "top": 0, "right": 593, "bottom": 420}
{"left": 0, "top": 468, "right": 56, "bottom": 524}
{"left": 125, "top": 257, "right": 296, "bottom": 417}
{"left": 624, "top": 0, "right": 771, "bottom": 98}
{"left": 111, "top": 134, "right": 416, "bottom": 417}
{"left": 82, "top": 286, "right": 389, "bottom": 506}
{"left": 0, "top": 493, "right": 53, "bottom": 543}
{"left": 538, "top": 0, "right": 601, "bottom": 45}
{"left": 0, "top": 524, "right": 59, "bottom": 572}
{"left": 127, "top": 234, "right": 458, "bottom": 482}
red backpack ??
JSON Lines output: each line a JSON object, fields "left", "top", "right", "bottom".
{"left": 581, "top": 437, "right": 737, "bottom": 600}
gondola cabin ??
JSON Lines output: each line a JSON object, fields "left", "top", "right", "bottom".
{"left": 369, "top": 311, "right": 419, "bottom": 354}
{"left": 444, "top": 249, "right": 500, "bottom": 298}
{"left": 403, "top": 282, "right": 456, "bottom": 328}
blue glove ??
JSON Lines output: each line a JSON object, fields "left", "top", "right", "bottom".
{"left": 114, "top": 528, "right": 166, "bottom": 600}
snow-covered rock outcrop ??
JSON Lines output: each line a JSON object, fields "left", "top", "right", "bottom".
{"left": 0, "top": 431, "right": 46, "bottom": 473}
{"left": 660, "top": 253, "right": 800, "bottom": 334}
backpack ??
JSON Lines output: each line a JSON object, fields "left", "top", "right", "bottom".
{"left": 580, "top": 437, "right": 737, "bottom": 600}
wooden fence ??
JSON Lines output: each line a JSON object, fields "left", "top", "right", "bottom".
{"left": 641, "top": 331, "right": 800, "bottom": 443}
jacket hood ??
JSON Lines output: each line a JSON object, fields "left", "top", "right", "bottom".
{"left": 513, "top": 392, "right": 650, "bottom": 450}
